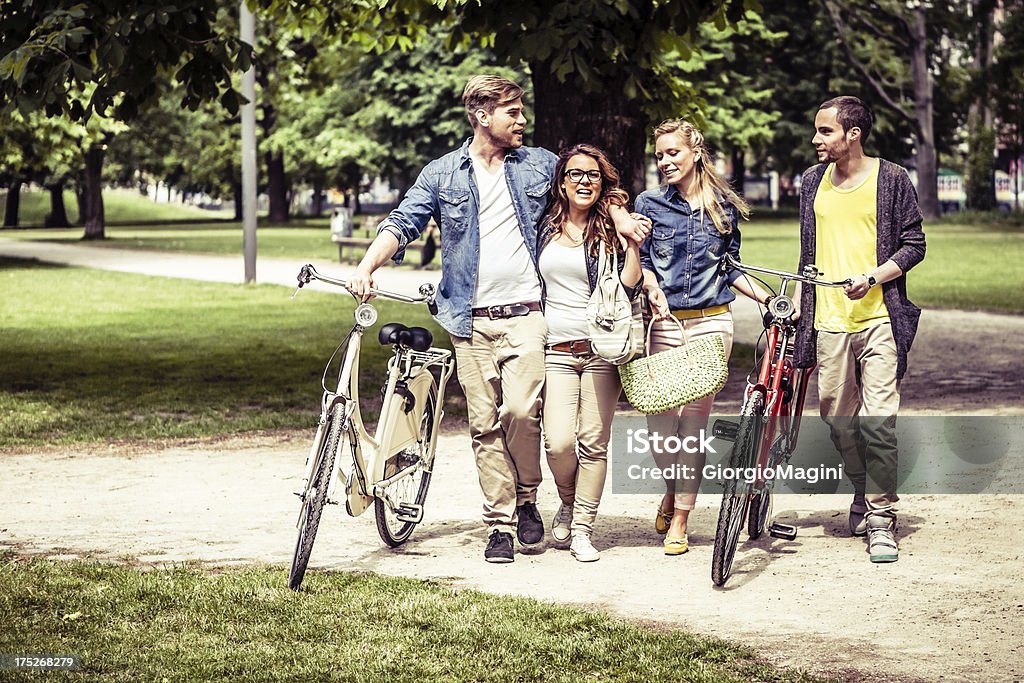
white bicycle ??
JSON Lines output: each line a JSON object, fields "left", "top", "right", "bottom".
{"left": 288, "top": 264, "right": 455, "bottom": 591}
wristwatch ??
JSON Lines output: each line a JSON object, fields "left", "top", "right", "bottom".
{"left": 865, "top": 274, "right": 877, "bottom": 287}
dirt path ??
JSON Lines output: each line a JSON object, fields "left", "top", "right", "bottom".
{"left": 3, "top": 239, "right": 1023, "bottom": 681}
{"left": 2, "top": 428, "right": 1022, "bottom": 683}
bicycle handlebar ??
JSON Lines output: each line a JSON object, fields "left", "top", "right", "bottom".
{"left": 294, "top": 264, "right": 436, "bottom": 304}
{"left": 718, "top": 253, "right": 852, "bottom": 288}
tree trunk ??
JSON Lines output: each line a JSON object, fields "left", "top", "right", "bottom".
{"left": 81, "top": 144, "right": 106, "bottom": 239}
{"left": 909, "top": 9, "right": 939, "bottom": 220}
{"left": 3, "top": 179, "right": 21, "bottom": 227}
{"left": 966, "top": 0, "right": 997, "bottom": 210}
{"left": 265, "top": 150, "right": 289, "bottom": 223}
{"left": 730, "top": 148, "right": 747, "bottom": 197}
{"left": 530, "top": 64, "right": 648, "bottom": 200}
{"left": 311, "top": 176, "right": 325, "bottom": 217}
{"left": 232, "top": 180, "right": 243, "bottom": 221}
{"left": 966, "top": 127, "right": 996, "bottom": 211}
{"left": 45, "top": 183, "right": 71, "bottom": 227}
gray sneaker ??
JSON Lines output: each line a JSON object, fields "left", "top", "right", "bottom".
{"left": 570, "top": 533, "right": 600, "bottom": 562}
{"left": 849, "top": 496, "right": 868, "bottom": 536}
{"left": 551, "top": 503, "right": 573, "bottom": 545}
{"left": 866, "top": 515, "right": 898, "bottom": 563}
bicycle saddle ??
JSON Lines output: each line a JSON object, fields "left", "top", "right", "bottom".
{"left": 378, "top": 323, "right": 433, "bottom": 352}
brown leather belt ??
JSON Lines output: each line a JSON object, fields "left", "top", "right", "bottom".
{"left": 672, "top": 303, "right": 729, "bottom": 320}
{"left": 471, "top": 301, "right": 542, "bottom": 319}
{"left": 547, "top": 339, "right": 593, "bottom": 356}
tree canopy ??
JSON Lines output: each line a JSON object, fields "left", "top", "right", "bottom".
{"left": 0, "top": 0, "right": 251, "bottom": 120}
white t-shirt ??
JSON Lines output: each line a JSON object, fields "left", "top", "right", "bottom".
{"left": 538, "top": 240, "right": 590, "bottom": 344}
{"left": 471, "top": 158, "right": 543, "bottom": 307}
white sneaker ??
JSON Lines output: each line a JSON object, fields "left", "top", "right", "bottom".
{"left": 551, "top": 503, "right": 573, "bottom": 544}
{"left": 570, "top": 533, "right": 600, "bottom": 562}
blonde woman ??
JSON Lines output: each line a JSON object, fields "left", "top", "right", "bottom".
{"left": 537, "top": 143, "right": 643, "bottom": 562}
{"left": 635, "top": 119, "right": 772, "bottom": 556}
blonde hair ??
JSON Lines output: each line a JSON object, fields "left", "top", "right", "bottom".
{"left": 545, "top": 143, "right": 629, "bottom": 256}
{"left": 462, "top": 74, "right": 524, "bottom": 128}
{"left": 652, "top": 118, "right": 749, "bottom": 234}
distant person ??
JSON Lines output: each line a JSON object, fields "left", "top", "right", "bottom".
{"left": 537, "top": 143, "right": 643, "bottom": 562}
{"left": 635, "top": 119, "right": 772, "bottom": 556}
{"left": 349, "top": 74, "right": 649, "bottom": 563}
{"left": 330, "top": 207, "right": 353, "bottom": 238}
{"left": 793, "top": 95, "right": 926, "bottom": 563}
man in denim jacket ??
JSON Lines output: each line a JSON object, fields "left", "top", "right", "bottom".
{"left": 351, "top": 74, "right": 648, "bottom": 563}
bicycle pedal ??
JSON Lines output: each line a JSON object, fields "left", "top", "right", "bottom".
{"left": 768, "top": 522, "right": 798, "bottom": 540}
{"left": 713, "top": 419, "right": 739, "bottom": 441}
{"left": 395, "top": 503, "right": 423, "bottom": 524}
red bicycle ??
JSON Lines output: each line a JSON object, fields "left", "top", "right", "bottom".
{"left": 710, "top": 253, "right": 850, "bottom": 587}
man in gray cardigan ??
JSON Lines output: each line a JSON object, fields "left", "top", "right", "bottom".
{"left": 793, "top": 96, "right": 926, "bottom": 563}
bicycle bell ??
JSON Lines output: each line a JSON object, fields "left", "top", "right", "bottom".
{"left": 354, "top": 302, "right": 378, "bottom": 327}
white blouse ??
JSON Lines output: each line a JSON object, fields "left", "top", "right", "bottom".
{"left": 538, "top": 241, "right": 590, "bottom": 344}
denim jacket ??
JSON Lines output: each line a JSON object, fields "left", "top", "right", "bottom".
{"left": 635, "top": 185, "right": 743, "bottom": 310}
{"left": 377, "top": 138, "right": 557, "bottom": 337}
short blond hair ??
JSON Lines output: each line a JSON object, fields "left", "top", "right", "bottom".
{"left": 462, "top": 74, "right": 524, "bottom": 128}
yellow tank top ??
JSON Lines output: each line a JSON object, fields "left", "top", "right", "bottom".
{"left": 812, "top": 160, "right": 889, "bottom": 333}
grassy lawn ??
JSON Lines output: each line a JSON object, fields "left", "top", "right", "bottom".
{"left": 5, "top": 201, "right": 1021, "bottom": 312}
{"left": 0, "top": 558, "right": 821, "bottom": 682}
{"left": 737, "top": 217, "right": 1024, "bottom": 313}
{"left": 1, "top": 188, "right": 234, "bottom": 226}
{"left": 0, "top": 259, "right": 456, "bottom": 448}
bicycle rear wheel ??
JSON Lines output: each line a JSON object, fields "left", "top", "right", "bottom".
{"left": 288, "top": 409, "right": 346, "bottom": 591}
{"left": 374, "top": 386, "right": 437, "bottom": 547}
{"left": 712, "top": 392, "right": 764, "bottom": 587}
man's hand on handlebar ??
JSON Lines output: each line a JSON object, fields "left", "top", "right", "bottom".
{"left": 843, "top": 274, "right": 871, "bottom": 301}
{"left": 348, "top": 267, "right": 376, "bottom": 302}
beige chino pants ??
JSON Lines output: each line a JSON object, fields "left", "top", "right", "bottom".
{"left": 452, "top": 312, "right": 547, "bottom": 533}
{"left": 816, "top": 322, "right": 901, "bottom": 515}
{"left": 542, "top": 351, "right": 621, "bottom": 535}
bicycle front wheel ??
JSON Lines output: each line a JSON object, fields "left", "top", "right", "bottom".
{"left": 747, "top": 487, "right": 772, "bottom": 540}
{"left": 374, "top": 385, "right": 437, "bottom": 547}
{"left": 712, "top": 392, "right": 764, "bottom": 587}
{"left": 288, "top": 409, "right": 346, "bottom": 591}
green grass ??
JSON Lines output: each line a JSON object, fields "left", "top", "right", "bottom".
{"left": 0, "top": 558, "right": 822, "bottom": 682}
{"left": 736, "top": 218, "right": 1024, "bottom": 313}
{"left": 6, "top": 223, "right": 351, "bottom": 263}
{"left": 7, "top": 209, "right": 1020, "bottom": 311}
{"left": 1, "top": 188, "right": 233, "bottom": 226}
{"left": 0, "top": 259, "right": 458, "bottom": 447}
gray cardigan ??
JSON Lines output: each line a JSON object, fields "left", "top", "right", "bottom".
{"left": 793, "top": 159, "right": 927, "bottom": 380}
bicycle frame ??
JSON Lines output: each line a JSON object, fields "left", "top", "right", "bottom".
{"left": 724, "top": 254, "right": 849, "bottom": 488}
{"left": 294, "top": 265, "right": 455, "bottom": 519}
